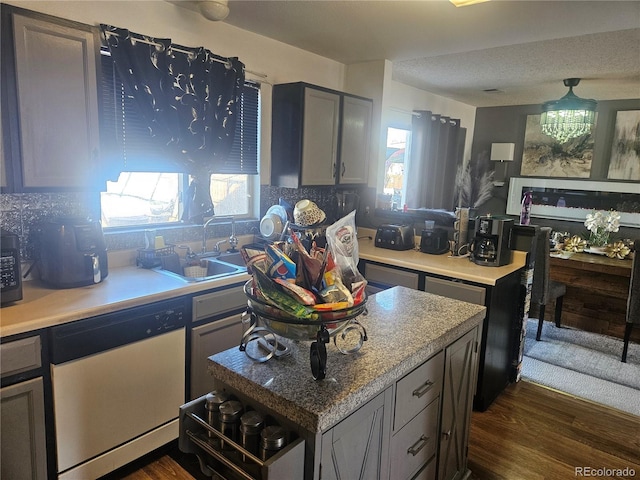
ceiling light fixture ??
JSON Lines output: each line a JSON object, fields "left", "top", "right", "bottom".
{"left": 449, "top": 0, "right": 490, "bottom": 7}
{"left": 198, "top": 0, "right": 229, "bottom": 21}
{"left": 540, "top": 78, "right": 597, "bottom": 144}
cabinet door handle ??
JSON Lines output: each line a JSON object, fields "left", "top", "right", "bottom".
{"left": 332, "top": 162, "right": 337, "bottom": 178}
{"left": 407, "top": 435, "right": 429, "bottom": 456}
{"left": 442, "top": 430, "right": 452, "bottom": 440}
{"left": 341, "top": 162, "right": 346, "bottom": 176}
{"left": 412, "top": 380, "right": 434, "bottom": 398}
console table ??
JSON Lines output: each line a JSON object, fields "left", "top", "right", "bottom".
{"left": 548, "top": 252, "right": 636, "bottom": 342}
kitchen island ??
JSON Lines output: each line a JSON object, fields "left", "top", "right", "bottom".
{"left": 181, "top": 286, "right": 486, "bottom": 480}
{"left": 356, "top": 233, "right": 527, "bottom": 411}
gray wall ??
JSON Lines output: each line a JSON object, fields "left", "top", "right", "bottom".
{"left": 470, "top": 98, "right": 640, "bottom": 239}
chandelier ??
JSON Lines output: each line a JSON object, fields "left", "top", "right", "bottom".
{"left": 540, "top": 78, "right": 597, "bottom": 144}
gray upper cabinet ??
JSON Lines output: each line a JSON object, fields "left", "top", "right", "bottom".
{"left": 339, "top": 94, "right": 372, "bottom": 184}
{"left": 271, "top": 82, "right": 372, "bottom": 188}
{"left": 2, "top": 6, "right": 101, "bottom": 190}
{"left": 300, "top": 88, "right": 340, "bottom": 186}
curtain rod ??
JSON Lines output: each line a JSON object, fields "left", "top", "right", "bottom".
{"left": 103, "top": 30, "right": 267, "bottom": 79}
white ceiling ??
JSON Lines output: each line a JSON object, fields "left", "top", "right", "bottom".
{"left": 186, "top": 0, "right": 640, "bottom": 107}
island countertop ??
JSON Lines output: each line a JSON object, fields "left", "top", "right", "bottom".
{"left": 207, "top": 286, "right": 486, "bottom": 433}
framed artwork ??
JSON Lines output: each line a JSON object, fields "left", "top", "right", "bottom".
{"left": 520, "top": 114, "right": 595, "bottom": 178}
{"left": 607, "top": 110, "right": 640, "bottom": 180}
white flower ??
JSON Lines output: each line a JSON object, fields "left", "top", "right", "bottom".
{"left": 584, "top": 210, "right": 620, "bottom": 233}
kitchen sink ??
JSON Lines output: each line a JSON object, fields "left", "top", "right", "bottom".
{"left": 153, "top": 255, "right": 246, "bottom": 283}
{"left": 211, "top": 251, "right": 245, "bottom": 267}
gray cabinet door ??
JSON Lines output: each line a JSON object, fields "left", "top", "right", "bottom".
{"left": 438, "top": 328, "right": 478, "bottom": 480}
{"left": 190, "top": 313, "right": 244, "bottom": 399}
{"left": 424, "top": 277, "right": 485, "bottom": 306}
{"left": 321, "top": 388, "right": 391, "bottom": 480}
{"left": 12, "top": 11, "right": 100, "bottom": 188}
{"left": 1, "top": 377, "right": 47, "bottom": 480}
{"left": 301, "top": 88, "right": 340, "bottom": 186}
{"left": 339, "top": 95, "right": 372, "bottom": 185}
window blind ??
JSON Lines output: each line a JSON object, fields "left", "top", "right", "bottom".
{"left": 99, "top": 49, "right": 259, "bottom": 177}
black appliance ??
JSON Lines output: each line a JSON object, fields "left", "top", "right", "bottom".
{"left": 420, "top": 228, "right": 449, "bottom": 254}
{"left": 470, "top": 215, "right": 513, "bottom": 267}
{"left": 375, "top": 225, "right": 414, "bottom": 251}
{"left": 39, "top": 218, "right": 108, "bottom": 288}
{"left": 1, "top": 229, "right": 22, "bottom": 304}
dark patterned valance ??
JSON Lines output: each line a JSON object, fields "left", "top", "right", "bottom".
{"left": 100, "top": 24, "right": 245, "bottom": 176}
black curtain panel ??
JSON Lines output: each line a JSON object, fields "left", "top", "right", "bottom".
{"left": 101, "top": 25, "right": 245, "bottom": 176}
{"left": 405, "top": 111, "right": 465, "bottom": 210}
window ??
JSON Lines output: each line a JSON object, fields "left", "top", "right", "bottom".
{"left": 99, "top": 48, "right": 259, "bottom": 228}
{"left": 384, "top": 127, "right": 411, "bottom": 209}
{"left": 101, "top": 172, "right": 253, "bottom": 227}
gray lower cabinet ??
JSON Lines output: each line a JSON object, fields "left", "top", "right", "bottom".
{"left": 424, "top": 277, "right": 485, "bottom": 306}
{"left": 364, "top": 262, "right": 420, "bottom": 290}
{"left": 1, "top": 333, "right": 47, "bottom": 480}
{"left": 190, "top": 284, "right": 246, "bottom": 400}
{"left": 190, "top": 313, "right": 244, "bottom": 400}
{"left": 320, "top": 388, "right": 392, "bottom": 480}
{"left": 390, "top": 350, "right": 444, "bottom": 480}
{"left": 438, "top": 328, "right": 479, "bottom": 480}
{"left": 1, "top": 378, "right": 47, "bottom": 480}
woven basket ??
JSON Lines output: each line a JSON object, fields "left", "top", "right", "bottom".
{"left": 184, "top": 265, "right": 208, "bottom": 278}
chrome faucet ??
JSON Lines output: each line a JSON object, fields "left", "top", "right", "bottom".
{"left": 202, "top": 216, "right": 237, "bottom": 254}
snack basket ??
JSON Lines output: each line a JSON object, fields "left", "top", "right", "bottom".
{"left": 241, "top": 280, "right": 367, "bottom": 380}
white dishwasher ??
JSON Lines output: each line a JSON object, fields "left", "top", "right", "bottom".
{"left": 49, "top": 298, "right": 186, "bottom": 479}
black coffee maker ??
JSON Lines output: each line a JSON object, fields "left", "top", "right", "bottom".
{"left": 471, "top": 215, "right": 513, "bottom": 267}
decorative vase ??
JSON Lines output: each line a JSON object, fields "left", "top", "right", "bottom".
{"left": 588, "top": 230, "right": 610, "bottom": 248}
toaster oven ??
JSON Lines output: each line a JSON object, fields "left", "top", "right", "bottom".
{"left": 375, "top": 225, "right": 415, "bottom": 251}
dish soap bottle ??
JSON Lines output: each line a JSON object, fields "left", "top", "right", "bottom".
{"left": 520, "top": 191, "right": 532, "bottom": 225}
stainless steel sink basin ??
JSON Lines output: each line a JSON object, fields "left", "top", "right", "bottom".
{"left": 213, "top": 251, "right": 245, "bottom": 267}
{"left": 152, "top": 255, "right": 246, "bottom": 283}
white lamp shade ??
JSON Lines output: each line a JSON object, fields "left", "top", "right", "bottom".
{"left": 490, "top": 143, "right": 515, "bottom": 162}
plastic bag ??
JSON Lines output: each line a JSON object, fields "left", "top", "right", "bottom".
{"left": 325, "top": 210, "right": 366, "bottom": 292}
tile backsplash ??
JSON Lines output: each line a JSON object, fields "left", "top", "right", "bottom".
{"left": 1, "top": 186, "right": 362, "bottom": 263}
{"left": 0, "top": 192, "right": 101, "bottom": 261}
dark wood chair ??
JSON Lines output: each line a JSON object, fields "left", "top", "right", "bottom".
{"left": 534, "top": 227, "right": 567, "bottom": 341}
{"left": 622, "top": 239, "right": 640, "bottom": 363}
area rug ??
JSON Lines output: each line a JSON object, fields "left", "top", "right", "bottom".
{"left": 521, "top": 319, "right": 640, "bottom": 417}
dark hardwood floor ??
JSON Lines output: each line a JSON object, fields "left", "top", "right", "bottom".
{"left": 110, "top": 380, "right": 640, "bottom": 479}
{"left": 468, "top": 380, "right": 640, "bottom": 480}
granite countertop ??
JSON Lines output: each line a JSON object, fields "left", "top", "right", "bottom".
{"left": 207, "top": 286, "right": 486, "bottom": 433}
{"left": 357, "top": 229, "right": 526, "bottom": 286}
{"left": 0, "top": 265, "right": 251, "bottom": 338}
